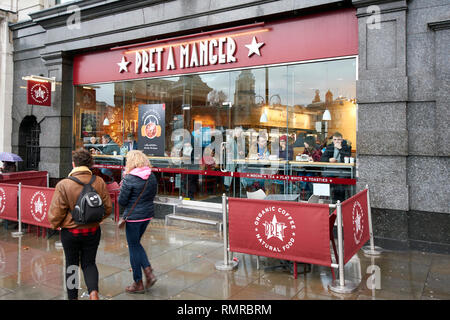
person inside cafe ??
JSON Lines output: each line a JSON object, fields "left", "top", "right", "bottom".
{"left": 180, "top": 139, "right": 199, "bottom": 199}
{"left": 85, "top": 136, "right": 101, "bottom": 154}
{"left": 321, "top": 132, "right": 351, "bottom": 163}
{"left": 200, "top": 145, "right": 218, "bottom": 171}
{"left": 298, "top": 136, "right": 322, "bottom": 199}
{"left": 321, "top": 131, "right": 352, "bottom": 202}
{"left": 0, "top": 161, "right": 17, "bottom": 173}
{"left": 278, "top": 135, "right": 293, "bottom": 160}
{"left": 249, "top": 133, "right": 270, "bottom": 160}
{"left": 122, "top": 132, "right": 138, "bottom": 153}
{"left": 224, "top": 127, "right": 244, "bottom": 193}
{"left": 98, "top": 134, "right": 120, "bottom": 155}
{"left": 302, "top": 135, "right": 322, "bottom": 162}
{"left": 200, "top": 145, "right": 221, "bottom": 194}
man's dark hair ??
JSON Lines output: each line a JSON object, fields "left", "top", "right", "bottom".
{"left": 2, "top": 161, "right": 17, "bottom": 173}
{"left": 332, "top": 132, "right": 343, "bottom": 138}
{"left": 72, "top": 148, "right": 94, "bottom": 168}
{"left": 102, "top": 134, "right": 111, "bottom": 141}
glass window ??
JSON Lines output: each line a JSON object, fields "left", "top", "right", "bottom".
{"left": 73, "top": 57, "right": 357, "bottom": 200}
{"left": 73, "top": 83, "right": 124, "bottom": 183}
{"left": 287, "top": 58, "right": 357, "bottom": 154}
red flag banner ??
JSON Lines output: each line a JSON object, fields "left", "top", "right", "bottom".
{"left": 228, "top": 198, "right": 332, "bottom": 267}
{"left": 20, "top": 185, "right": 54, "bottom": 228}
{"left": 341, "top": 189, "right": 370, "bottom": 264}
{"left": 27, "top": 80, "right": 51, "bottom": 107}
{"left": 0, "top": 183, "right": 18, "bottom": 222}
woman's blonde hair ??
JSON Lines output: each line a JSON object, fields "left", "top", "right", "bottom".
{"left": 125, "top": 150, "right": 151, "bottom": 173}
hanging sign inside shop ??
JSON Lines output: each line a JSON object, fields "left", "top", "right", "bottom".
{"left": 27, "top": 80, "right": 52, "bottom": 107}
{"left": 138, "top": 104, "right": 166, "bottom": 157}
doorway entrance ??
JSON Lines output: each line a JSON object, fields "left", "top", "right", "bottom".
{"left": 18, "top": 115, "right": 41, "bottom": 171}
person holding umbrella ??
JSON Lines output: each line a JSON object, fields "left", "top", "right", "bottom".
{"left": 0, "top": 152, "right": 23, "bottom": 173}
{"left": 0, "top": 161, "right": 17, "bottom": 173}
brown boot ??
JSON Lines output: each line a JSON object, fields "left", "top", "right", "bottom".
{"left": 143, "top": 266, "right": 157, "bottom": 290}
{"left": 89, "top": 290, "right": 99, "bottom": 300}
{"left": 125, "top": 280, "right": 145, "bottom": 294}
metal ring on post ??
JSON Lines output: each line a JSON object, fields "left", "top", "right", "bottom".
{"left": 362, "top": 185, "right": 383, "bottom": 256}
{"left": 215, "top": 194, "right": 238, "bottom": 271}
{"left": 328, "top": 201, "right": 359, "bottom": 294}
{"left": 12, "top": 183, "right": 24, "bottom": 238}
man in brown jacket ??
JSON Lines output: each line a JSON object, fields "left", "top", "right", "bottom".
{"left": 48, "top": 148, "right": 112, "bottom": 300}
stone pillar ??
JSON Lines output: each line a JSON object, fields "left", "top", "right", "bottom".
{"left": 0, "top": 10, "right": 16, "bottom": 153}
{"left": 39, "top": 51, "right": 73, "bottom": 180}
{"left": 353, "top": 0, "right": 450, "bottom": 252}
{"left": 353, "top": 0, "right": 409, "bottom": 248}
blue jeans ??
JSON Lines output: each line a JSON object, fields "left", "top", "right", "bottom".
{"left": 125, "top": 220, "right": 151, "bottom": 282}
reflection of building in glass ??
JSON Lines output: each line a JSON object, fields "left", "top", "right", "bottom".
{"left": 305, "top": 88, "right": 356, "bottom": 147}
{"left": 169, "top": 75, "right": 212, "bottom": 109}
{"left": 234, "top": 70, "right": 256, "bottom": 107}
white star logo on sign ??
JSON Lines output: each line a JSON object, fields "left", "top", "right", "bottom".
{"left": 117, "top": 56, "right": 131, "bottom": 73}
{"left": 245, "top": 36, "right": 265, "bottom": 57}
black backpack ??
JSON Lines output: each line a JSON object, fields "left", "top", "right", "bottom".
{"left": 68, "top": 175, "right": 105, "bottom": 225}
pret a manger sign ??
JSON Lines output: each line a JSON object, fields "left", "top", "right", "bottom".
{"left": 129, "top": 37, "right": 239, "bottom": 74}
{"left": 73, "top": 9, "right": 358, "bottom": 85}
{"left": 118, "top": 35, "right": 261, "bottom": 75}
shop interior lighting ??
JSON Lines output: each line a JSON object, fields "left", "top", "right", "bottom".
{"left": 322, "top": 109, "right": 331, "bottom": 121}
{"left": 103, "top": 117, "right": 110, "bottom": 126}
{"left": 182, "top": 104, "right": 191, "bottom": 110}
{"left": 260, "top": 108, "right": 268, "bottom": 123}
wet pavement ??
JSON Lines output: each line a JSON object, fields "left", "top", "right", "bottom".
{"left": 0, "top": 218, "right": 449, "bottom": 300}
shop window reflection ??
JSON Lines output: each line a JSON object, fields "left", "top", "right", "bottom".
{"left": 73, "top": 57, "right": 357, "bottom": 200}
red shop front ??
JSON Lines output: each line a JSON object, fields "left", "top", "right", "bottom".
{"left": 72, "top": 8, "right": 358, "bottom": 202}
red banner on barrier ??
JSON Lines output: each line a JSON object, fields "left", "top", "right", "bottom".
{"left": 0, "top": 171, "right": 48, "bottom": 187}
{"left": 228, "top": 198, "right": 332, "bottom": 267}
{"left": 342, "top": 189, "right": 370, "bottom": 264}
{"left": 0, "top": 183, "right": 18, "bottom": 222}
{"left": 20, "top": 185, "right": 54, "bottom": 228}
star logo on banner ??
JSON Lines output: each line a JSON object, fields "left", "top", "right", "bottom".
{"left": 34, "top": 87, "right": 46, "bottom": 99}
{"left": 34, "top": 197, "right": 43, "bottom": 215}
{"left": 245, "top": 36, "right": 265, "bottom": 57}
{"left": 117, "top": 56, "right": 131, "bottom": 73}
{"left": 263, "top": 215, "right": 287, "bottom": 241}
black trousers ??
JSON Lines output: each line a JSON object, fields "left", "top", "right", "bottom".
{"left": 61, "top": 228, "right": 101, "bottom": 300}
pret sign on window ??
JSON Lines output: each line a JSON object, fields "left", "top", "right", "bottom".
{"left": 27, "top": 80, "right": 52, "bottom": 107}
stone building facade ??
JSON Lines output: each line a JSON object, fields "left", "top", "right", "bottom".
{"left": 5, "top": 0, "right": 450, "bottom": 252}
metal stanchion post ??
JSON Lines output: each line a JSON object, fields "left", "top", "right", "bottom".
{"left": 362, "top": 185, "right": 383, "bottom": 256}
{"left": 329, "top": 201, "right": 358, "bottom": 294}
{"left": 17, "top": 236, "right": 22, "bottom": 285}
{"left": 215, "top": 194, "right": 238, "bottom": 271}
{"left": 12, "top": 183, "right": 24, "bottom": 238}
